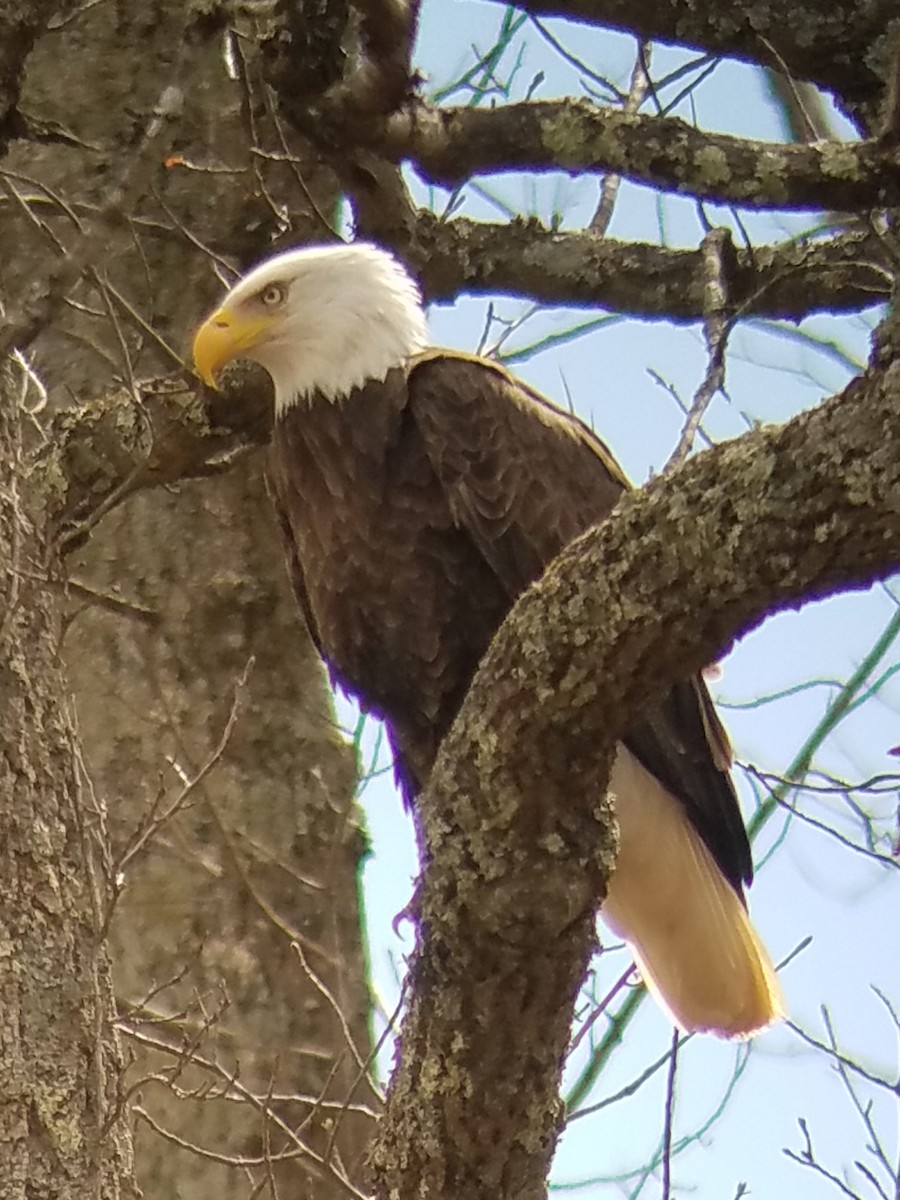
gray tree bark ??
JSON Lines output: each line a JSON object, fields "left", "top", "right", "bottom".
{"left": 0, "top": 362, "right": 135, "bottom": 1199}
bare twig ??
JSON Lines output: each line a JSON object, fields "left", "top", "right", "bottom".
{"left": 17, "top": 570, "right": 160, "bottom": 626}
{"left": 113, "top": 658, "right": 255, "bottom": 887}
{"left": 321, "top": 984, "right": 406, "bottom": 1167}
{"left": 567, "top": 963, "right": 634, "bottom": 1057}
{"left": 661, "top": 1027, "right": 679, "bottom": 1200}
{"left": 590, "top": 41, "right": 652, "bottom": 235}
{"left": 785, "top": 1116, "right": 869, "bottom": 1200}
{"left": 209, "top": 804, "right": 340, "bottom": 967}
{"left": 121, "top": 1026, "right": 371, "bottom": 1199}
{"left": 788, "top": 1020, "right": 895, "bottom": 1092}
{"left": 822, "top": 1008, "right": 898, "bottom": 1193}
{"left": 666, "top": 228, "right": 734, "bottom": 468}
{"left": 293, "top": 943, "right": 381, "bottom": 1099}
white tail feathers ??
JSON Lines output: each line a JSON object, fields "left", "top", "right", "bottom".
{"left": 602, "top": 748, "right": 784, "bottom": 1039}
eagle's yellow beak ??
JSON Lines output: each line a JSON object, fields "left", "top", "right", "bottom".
{"left": 192, "top": 307, "right": 274, "bottom": 389}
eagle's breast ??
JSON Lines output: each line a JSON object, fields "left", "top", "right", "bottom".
{"left": 266, "top": 369, "right": 510, "bottom": 786}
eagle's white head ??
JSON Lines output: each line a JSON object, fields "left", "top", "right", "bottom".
{"left": 192, "top": 242, "right": 429, "bottom": 412}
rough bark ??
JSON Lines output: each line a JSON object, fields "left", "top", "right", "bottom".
{"left": 0, "top": 362, "right": 135, "bottom": 1199}
{"left": 384, "top": 100, "right": 900, "bottom": 212}
{"left": 377, "top": 211, "right": 891, "bottom": 320}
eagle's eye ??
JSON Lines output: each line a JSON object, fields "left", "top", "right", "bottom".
{"left": 259, "top": 283, "right": 286, "bottom": 307}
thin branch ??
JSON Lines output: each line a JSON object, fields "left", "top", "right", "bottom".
{"left": 209, "top": 805, "right": 342, "bottom": 968}
{"left": 113, "top": 659, "right": 254, "bottom": 885}
{"left": 661, "top": 1027, "right": 679, "bottom": 1200}
{"left": 567, "top": 963, "right": 634, "bottom": 1058}
{"left": 19, "top": 570, "right": 160, "bottom": 627}
{"left": 590, "top": 41, "right": 652, "bottom": 234}
{"left": 121, "top": 1025, "right": 370, "bottom": 1200}
{"left": 666, "top": 227, "right": 734, "bottom": 468}
{"left": 785, "top": 1117, "right": 864, "bottom": 1200}
{"left": 788, "top": 1021, "right": 896, "bottom": 1093}
{"left": 292, "top": 943, "right": 381, "bottom": 1098}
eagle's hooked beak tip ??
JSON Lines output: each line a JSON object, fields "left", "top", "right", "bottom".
{"left": 192, "top": 310, "right": 235, "bottom": 391}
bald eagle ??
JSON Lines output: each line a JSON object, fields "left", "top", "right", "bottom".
{"left": 193, "top": 242, "right": 783, "bottom": 1038}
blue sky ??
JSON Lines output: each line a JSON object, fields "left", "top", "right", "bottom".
{"left": 347, "top": 5, "right": 900, "bottom": 1197}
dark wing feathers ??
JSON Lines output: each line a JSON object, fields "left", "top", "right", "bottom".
{"left": 409, "top": 352, "right": 625, "bottom": 592}
{"left": 267, "top": 474, "right": 324, "bottom": 657}
{"left": 408, "top": 353, "right": 753, "bottom": 893}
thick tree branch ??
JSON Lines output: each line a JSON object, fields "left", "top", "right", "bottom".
{"left": 358, "top": 209, "right": 892, "bottom": 320}
{"left": 370, "top": 331, "right": 900, "bottom": 1199}
{"left": 483, "top": 0, "right": 894, "bottom": 121}
{"left": 263, "top": 0, "right": 420, "bottom": 132}
{"left": 42, "top": 372, "right": 273, "bottom": 543}
{"left": 333, "top": 0, "right": 421, "bottom": 115}
{"left": 385, "top": 99, "right": 900, "bottom": 212}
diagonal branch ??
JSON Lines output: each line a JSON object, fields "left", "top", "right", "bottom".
{"left": 333, "top": 0, "right": 422, "bottom": 116}
{"left": 666, "top": 226, "right": 733, "bottom": 467}
{"left": 590, "top": 40, "right": 652, "bottom": 235}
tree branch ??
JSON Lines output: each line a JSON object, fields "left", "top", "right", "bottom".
{"left": 362, "top": 209, "right": 891, "bottom": 320}
{"left": 481, "top": 0, "right": 893, "bottom": 120}
{"left": 370, "top": 324, "right": 900, "bottom": 1200}
{"left": 385, "top": 99, "right": 900, "bottom": 212}
{"left": 43, "top": 372, "right": 273, "bottom": 545}
{"left": 332, "top": 0, "right": 422, "bottom": 116}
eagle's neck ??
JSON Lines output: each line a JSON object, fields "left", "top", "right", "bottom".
{"left": 271, "top": 268, "right": 428, "bottom": 414}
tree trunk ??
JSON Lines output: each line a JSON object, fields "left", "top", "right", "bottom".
{"left": 67, "top": 458, "right": 374, "bottom": 1198}
{"left": 0, "top": 362, "right": 136, "bottom": 1198}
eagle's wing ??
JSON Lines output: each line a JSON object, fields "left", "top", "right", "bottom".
{"left": 265, "top": 470, "right": 324, "bottom": 657}
{"left": 407, "top": 352, "right": 752, "bottom": 891}
{"left": 408, "top": 350, "right": 753, "bottom": 892}
{"left": 408, "top": 352, "right": 781, "bottom": 1037}
{"left": 408, "top": 351, "right": 626, "bottom": 592}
